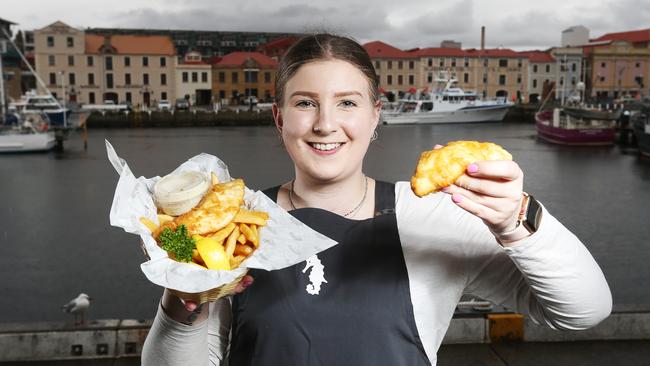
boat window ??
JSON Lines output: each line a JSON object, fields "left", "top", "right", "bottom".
{"left": 400, "top": 102, "right": 418, "bottom": 113}
{"left": 421, "top": 102, "right": 434, "bottom": 111}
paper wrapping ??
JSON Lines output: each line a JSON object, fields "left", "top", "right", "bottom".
{"left": 106, "top": 140, "right": 338, "bottom": 293}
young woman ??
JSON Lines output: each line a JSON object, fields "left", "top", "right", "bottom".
{"left": 142, "top": 34, "right": 611, "bottom": 366}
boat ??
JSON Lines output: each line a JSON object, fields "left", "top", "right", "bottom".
{"left": 535, "top": 108, "right": 617, "bottom": 146}
{"left": 563, "top": 106, "right": 621, "bottom": 121}
{"left": 20, "top": 93, "right": 72, "bottom": 127}
{"left": 631, "top": 103, "right": 650, "bottom": 157}
{"left": 0, "top": 113, "right": 56, "bottom": 153}
{"left": 381, "top": 76, "right": 514, "bottom": 124}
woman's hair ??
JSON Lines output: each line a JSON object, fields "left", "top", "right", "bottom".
{"left": 275, "top": 33, "right": 379, "bottom": 106}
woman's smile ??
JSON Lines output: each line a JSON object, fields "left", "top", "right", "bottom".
{"left": 307, "top": 141, "right": 346, "bottom": 155}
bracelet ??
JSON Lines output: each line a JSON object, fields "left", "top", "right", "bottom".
{"left": 493, "top": 222, "right": 532, "bottom": 244}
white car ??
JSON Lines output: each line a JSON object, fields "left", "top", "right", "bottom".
{"left": 158, "top": 100, "right": 172, "bottom": 111}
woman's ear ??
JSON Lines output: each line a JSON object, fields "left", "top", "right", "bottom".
{"left": 372, "top": 99, "right": 382, "bottom": 130}
{"left": 272, "top": 103, "right": 283, "bottom": 133}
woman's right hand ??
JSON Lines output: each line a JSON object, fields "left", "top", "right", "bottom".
{"left": 179, "top": 275, "right": 255, "bottom": 311}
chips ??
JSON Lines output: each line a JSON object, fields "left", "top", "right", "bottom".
{"left": 139, "top": 174, "right": 267, "bottom": 271}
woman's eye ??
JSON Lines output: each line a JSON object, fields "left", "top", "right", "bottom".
{"left": 295, "top": 100, "right": 315, "bottom": 108}
{"left": 340, "top": 100, "right": 358, "bottom": 108}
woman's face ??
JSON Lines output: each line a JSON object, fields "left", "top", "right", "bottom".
{"left": 274, "top": 59, "right": 380, "bottom": 183}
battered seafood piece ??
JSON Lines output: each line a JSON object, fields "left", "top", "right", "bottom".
{"left": 174, "top": 179, "right": 245, "bottom": 235}
{"left": 411, "top": 141, "right": 512, "bottom": 197}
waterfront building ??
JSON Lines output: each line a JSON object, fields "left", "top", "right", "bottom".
{"left": 34, "top": 21, "right": 176, "bottom": 107}
{"left": 175, "top": 51, "right": 212, "bottom": 106}
{"left": 363, "top": 41, "right": 419, "bottom": 101}
{"left": 562, "top": 26, "right": 590, "bottom": 47}
{"left": 87, "top": 28, "right": 299, "bottom": 61}
{"left": 549, "top": 47, "right": 585, "bottom": 103}
{"left": 256, "top": 36, "right": 299, "bottom": 61}
{"left": 211, "top": 52, "right": 277, "bottom": 105}
{"left": 518, "top": 51, "right": 556, "bottom": 103}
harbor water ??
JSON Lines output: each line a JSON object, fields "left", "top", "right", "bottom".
{"left": 1, "top": 121, "right": 649, "bottom": 324}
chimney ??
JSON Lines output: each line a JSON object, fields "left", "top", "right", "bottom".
{"left": 480, "top": 26, "right": 485, "bottom": 51}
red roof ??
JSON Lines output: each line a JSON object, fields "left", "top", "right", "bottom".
{"left": 415, "top": 47, "right": 467, "bottom": 57}
{"left": 464, "top": 48, "right": 523, "bottom": 58}
{"left": 363, "top": 41, "right": 416, "bottom": 59}
{"left": 518, "top": 51, "right": 555, "bottom": 63}
{"left": 85, "top": 34, "right": 175, "bottom": 55}
{"left": 592, "top": 28, "right": 650, "bottom": 44}
{"left": 258, "top": 36, "right": 299, "bottom": 51}
{"left": 215, "top": 52, "right": 278, "bottom": 68}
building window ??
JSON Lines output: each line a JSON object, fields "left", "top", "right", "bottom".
{"left": 533, "top": 79, "right": 537, "bottom": 88}
{"left": 572, "top": 63, "right": 576, "bottom": 72}
{"left": 464, "top": 58, "right": 469, "bottom": 67}
{"left": 69, "top": 72, "right": 75, "bottom": 85}
{"left": 409, "top": 61, "right": 414, "bottom": 69}
{"left": 88, "top": 73, "right": 95, "bottom": 85}
{"left": 245, "top": 71, "right": 258, "bottom": 83}
{"left": 89, "top": 92, "right": 96, "bottom": 104}
{"left": 499, "top": 75, "right": 506, "bottom": 85}
{"left": 219, "top": 72, "right": 225, "bottom": 83}
{"left": 143, "top": 73, "right": 149, "bottom": 85}
{"left": 398, "top": 75, "right": 403, "bottom": 85}
{"left": 387, "top": 75, "right": 392, "bottom": 85}
{"left": 106, "top": 73, "right": 114, "bottom": 88}
{"left": 125, "top": 73, "right": 131, "bottom": 85}
{"left": 105, "top": 56, "right": 113, "bottom": 71}
{"left": 264, "top": 72, "right": 271, "bottom": 83}
{"left": 483, "top": 59, "right": 488, "bottom": 67}
{"left": 518, "top": 59, "right": 522, "bottom": 68}
{"left": 87, "top": 56, "right": 94, "bottom": 66}
{"left": 533, "top": 65, "right": 538, "bottom": 73}
{"left": 126, "top": 92, "right": 132, "bottom": 103}
{"left": 517, "top": 74, "right": 522, "bottom": 84}
{"left": 375, "top": 61, "right": 380, "bottom": 69}
{"left": 67, "top": 37, "right": 74, "bottom": 47}
{"left": 161, "top": 73, "right": 167, "bottom": 85}
{"left": 483, "top": 74, "right": 488, "bottom": 84}
{"left": 545, "top": 64, "right": 550, "bottom": 73}
{"left": 560, "top": 77, "right": 564, "bottom": 86}
{"left": 182, "top": 72, "right": 188, "bottom": 83}
{"left": 68, "top": 55, "right": 74, "bottom": 66}
{"left": 600, "top": 76, "right": 605, "bottom": 82}
{"left": 427, "top": 72, "right": 432, "bottom": 83}
{"left": 160, "top": 57, "right": 166, "bottom": 67}
{"left": 47, "top": 36, "right": 54, "bottom": 47}
{"left": 161, "top": 92, "right": 167, "bottom": 100}
{"left": 202, "top": 72, "right": 208, "bottom": 83}
{"left": 192, "top": 72, "right": 198, "bottom": 83}
{"left": 387, "top": 60, "right": 392, "bottom": 69}
{"left": 636, "top": 62, "right": 641, "bottom": 68}
{"left": 409, "top": 75, "right": 414, "bottom": 84}
{"left": 499, "top": 59, "right": 508, "bottom": 68}
{"left": 451, "top": 58, "right": 456, "bottom": 67}
{"left": 219, "top": 90, "right": 225, "bottom": 99}
{"left": 232, "top": 72, "right": 238, "bottom": 83}
{"left": 439, "top": 59, "right": 444, "bottom": 67}
{"left": 398, "top": 61, "right": 403, "bottom": 69}
{"left": 143, "top": 56, "right": 149, "bottom": 67}
{"left": 428, "top": 58, "right": 432, "bottom": 67}
{"left": 49, "top": 73, "right": 56, "bottom": 85}
{"left": 571, "top": 77, "right": 576, "bottom": 85}
{"left": 124, "top": 56, "right": 130, "bottom": 67}
{"left": 601, "top": 62, "right": 606, "bottom": 68}
{"left": 48, "top": 55, "right": 55, "bottom": 66}
{"left": 463, "top": 73, "right": 469, "bottom": 83}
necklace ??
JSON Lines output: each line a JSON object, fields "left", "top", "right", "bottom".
{"left": 288, "top": 176, "right": 368, "bottom": 218}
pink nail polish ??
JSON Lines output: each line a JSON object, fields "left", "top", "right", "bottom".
{"left": 441, "top": 186, "right": 449, "bottom": 192}
{"left": 452, "top": 194, "right": 463, "bottom": 203}
{"left": 467, "top": 164, "right": 478, "bottom": 174}
{"left": 242, "top": 278, "right": 254, "bottom": 288}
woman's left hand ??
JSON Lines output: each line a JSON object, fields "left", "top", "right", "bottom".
{"left": 442, "top": 160, "right": 524, "bottom": 236}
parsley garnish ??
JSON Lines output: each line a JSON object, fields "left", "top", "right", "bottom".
{"left": 159, "top": 224, "right": 195, "bottom": 263}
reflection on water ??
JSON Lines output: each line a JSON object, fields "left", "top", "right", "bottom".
{"left": 1, "top": 122, "right": 649, "bottom": 322}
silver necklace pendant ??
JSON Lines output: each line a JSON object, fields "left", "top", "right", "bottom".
{"left": 289, "top": 176, "right": 368, "bottom": 218}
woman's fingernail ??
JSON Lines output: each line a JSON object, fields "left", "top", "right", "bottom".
{"left": 452, "top": 194, "right": 463, "bottom": 203}
{"left": 441, "top": 186, "right": 449, "bottom": 192}
{"left": 434, "top": 144, "right": 444, "bottom": 149}
{"left": 242, "top": 277, "right": 254, "bottom": 288}
{"left": 184, "top": 301, "right": 197, "bottom": 311}
{"left": 467, "top": 164, "right": 479, "bottom": 174}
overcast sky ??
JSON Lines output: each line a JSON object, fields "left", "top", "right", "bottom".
{"left": 3, "top": 0, "right": 649, "bottom": 50}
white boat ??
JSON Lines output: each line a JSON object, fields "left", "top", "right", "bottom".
{"left": 21, "top": 94, "right": 72, "bottom": 127}
{"left": 0, "top": 114, "right": 56, "bottom": 153}
{"left": 381, "top": 77, "right": 514, "bottom": 124}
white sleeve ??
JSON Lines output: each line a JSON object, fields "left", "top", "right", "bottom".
{"left": 395, "top": 181, "right": 611, "bottom": 332}
{"left": 141, "top": 297, "right": 232, "bottom": 366}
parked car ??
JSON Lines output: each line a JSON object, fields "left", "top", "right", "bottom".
{"left": 175, "top": 98, "right": 190, "bottom": 110}
{"left": 242, "top": 96, "right": 258, "bottom": 106}
{"left": 158, "top": 100, "right": 172, "bottom": 111}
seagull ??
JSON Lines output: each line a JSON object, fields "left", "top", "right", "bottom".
{"left": 62, "top": 293, "right": 92, "bottom": 325}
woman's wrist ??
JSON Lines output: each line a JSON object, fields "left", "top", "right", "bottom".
{"left": 160, "top": 289, "right": 209, "bottom": 326}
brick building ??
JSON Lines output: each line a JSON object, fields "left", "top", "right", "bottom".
{"left": 211, "top": 52, "right": 278, "bottom": 105}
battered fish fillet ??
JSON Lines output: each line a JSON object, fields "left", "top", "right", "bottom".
{"left": 174, "top": 179, "right": 245, "bottom": 236}
{"left": 411, "top": 141, "right": 512, "bottom": 197}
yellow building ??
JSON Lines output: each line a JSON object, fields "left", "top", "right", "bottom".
{"left": 211, "top": 52, "right": 278, "bottom": 105}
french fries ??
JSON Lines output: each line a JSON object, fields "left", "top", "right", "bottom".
{"left": 140, "top": 172, "right": 267, "bottom": 271}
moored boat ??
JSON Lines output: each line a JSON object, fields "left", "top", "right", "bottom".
{"left": 631, "top": 104, "right": 650, "bottom": 157}
{"left": 535, "top": 108, "right": 616, "bottom": 146}
{"left": 1, "top": 114, "right": 56, "bottom": 153}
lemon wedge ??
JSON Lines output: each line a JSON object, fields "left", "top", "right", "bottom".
{"left": 194, "top": 235, "right": 231, "bottom": 270}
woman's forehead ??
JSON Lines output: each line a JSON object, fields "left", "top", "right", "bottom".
{"left": 286, "top": 59, "right": 370, "bottom": 96}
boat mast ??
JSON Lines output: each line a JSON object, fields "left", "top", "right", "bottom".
{"left": 0, "top": 45, "right": 5, "bottom": 116}
{"left": 0, "top": 26, "right": 64, "bottom": 110}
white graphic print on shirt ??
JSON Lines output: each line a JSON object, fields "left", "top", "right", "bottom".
{"left": 302, "top": 254, "right": 327, "bottom": 295}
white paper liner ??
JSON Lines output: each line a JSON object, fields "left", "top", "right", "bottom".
{"left": 106, "top": 140, "right": 338, "bottom": 293}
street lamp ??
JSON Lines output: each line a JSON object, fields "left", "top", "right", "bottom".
{"left": 58, "top": 70, "right": 67, "bottom": 127}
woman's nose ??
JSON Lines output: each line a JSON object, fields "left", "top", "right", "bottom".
{"left": 313, "top": 105, "right": 338, "bottom": 134}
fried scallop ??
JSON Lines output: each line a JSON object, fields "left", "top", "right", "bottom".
{"left": 410, "top": 141, "right": 512, "bottom": 197}
{"left": 175, "top": 179, "right": 245, "bottom": 235}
